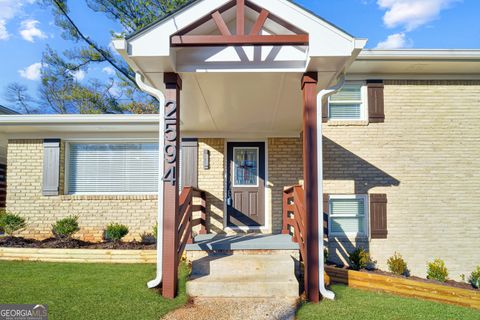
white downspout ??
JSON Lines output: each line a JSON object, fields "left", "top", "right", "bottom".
{"left": 316, "top": 74, "right": 346, "bottom": 300}
{"left": 135, "top": 72, "right": 166, "bottom": 289}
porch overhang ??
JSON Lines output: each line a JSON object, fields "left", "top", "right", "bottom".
{"left": 114, "top": 0, "right": 366, "bottom": 136}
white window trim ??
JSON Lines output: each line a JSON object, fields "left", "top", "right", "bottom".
{"left": 232, "top": 146, "right": 260, "bottom": 188}
{"left": 327, "top": 81, "right": 368, "bottom": 121}
{"left": 64, "top": 140, "right": 158, "bottom": 196}
{"left": 328, "top": 194, "right": 369, "bottom": 238}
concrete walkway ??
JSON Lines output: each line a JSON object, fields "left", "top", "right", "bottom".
{"left": 162, "top": 298, "right": 297, "bottom": 320}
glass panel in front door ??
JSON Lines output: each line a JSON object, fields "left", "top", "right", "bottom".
{"left": 233, "top": 148, "right": 258, "bottom": 186}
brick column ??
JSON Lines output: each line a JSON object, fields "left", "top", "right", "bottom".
{"left": 162, "top": 73, "right": 182, "bottom": 299}
{"left": 301, "top": 72, "right": 320, "bottom": 302}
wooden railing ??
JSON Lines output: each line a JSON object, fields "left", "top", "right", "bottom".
{"left": 176, "top": 186, "right": 208, "bottom": 266}
{"left": 282, "top": 185, "right": 307, "bottom": 261}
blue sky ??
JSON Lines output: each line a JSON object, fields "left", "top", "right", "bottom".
{"left": 0, "top": 0, "right": 479, "bottom": 109}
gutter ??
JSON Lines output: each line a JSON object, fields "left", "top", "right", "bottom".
{"left": 316, "top": 74, "right": 346, "bottom": 301}
{"left": 135, "top": 72, "right": 166, "bottom": 289}
{"left": 0, "top": 114, "right": 160, "bottom": 125}
{"left": 358, "top": 49, "right": 480, "bottom": 60}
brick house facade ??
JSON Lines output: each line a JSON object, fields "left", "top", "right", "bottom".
{"left": 4, "top": 81, "right": 479, "bottom": 279}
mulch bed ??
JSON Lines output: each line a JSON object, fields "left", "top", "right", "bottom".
{"left": 327, "top": 262, "right": 477, "bottom": 291}
{"left": 0, "top": 236, "right": 156, "bottom": 250}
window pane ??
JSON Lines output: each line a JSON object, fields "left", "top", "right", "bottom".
{"left": 329, "top": 84, "right": 362, "bottom": 102}
{"left": 329, "top": 104, "right": 361, "bottom": 119}
{"left": 68, "top": 143, "right": 159, "bottom": 193}
{"left": 234, "top": 148, "right": 258, "bottom": 186}
{"left": 331, "top": 198, "right": 365, "bottom": 216}
{"left": 331, "top": 216, "right": 365, "bottom": 234}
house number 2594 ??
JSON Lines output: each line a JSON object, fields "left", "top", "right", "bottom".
{"left": 163, "top": 100, "right": 177, "bottom": 185}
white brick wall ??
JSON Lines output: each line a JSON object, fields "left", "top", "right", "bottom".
{"left": 6, "top": 140, "right": 157, "bottom": 242}
{"left": 323, "top": 80, "right": 480, "bottom": 280}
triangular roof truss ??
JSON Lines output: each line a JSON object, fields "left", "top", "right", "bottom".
{"left": 171, "top": 0, "right": 309, "bottom": 47}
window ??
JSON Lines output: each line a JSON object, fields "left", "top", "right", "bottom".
{"left": 233, "top": 147, "right": 258, "bottom": 187}
{"left": 328, "top": 82, "right": 366, "bottom": 120}
{"left": 67, "top": 142, "right": 159, "bottom": 194}
{"left": 329, "top": 195, "right": 368, "bottom": 237}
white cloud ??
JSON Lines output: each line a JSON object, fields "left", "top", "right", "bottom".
{"left": 102, "top": 66, "right": 115, "bottom": 76}
{"left": 0, "top": 20, "right": 9, "bottom": 40}
{"left": 18, "top": 62, "right": 42, "bottom": 80}
{"left": 0, "top": 0, "right": 38, "bottom": 41}
{"left": 375, "top": 33, "right": 411, "bottom": 49}
{"left": 72, "top": 69, "right": 86, "bottom": 81}
{"left": 377, "top": 0, "right": 460, "bottom": 31}
{"left": 19, "top": 19, "right": 47, "bottom": 42}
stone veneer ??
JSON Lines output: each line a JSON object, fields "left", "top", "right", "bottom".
{"left": 6, "top": 140, "right": 157, "bottom": 242}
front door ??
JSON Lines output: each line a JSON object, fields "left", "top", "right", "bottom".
{"left": 226, "top": 142, "right": 265, "bottom": 227}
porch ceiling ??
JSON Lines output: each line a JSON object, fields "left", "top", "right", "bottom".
{"left": 147, "top": 72, "right": 305, "bottom": 137}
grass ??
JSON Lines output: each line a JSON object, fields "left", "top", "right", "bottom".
{"left": 0, "top": 261, "right": 189, "bottom": 320}
{"left": 297, "top": 284, "right": 479, "bottom": 320}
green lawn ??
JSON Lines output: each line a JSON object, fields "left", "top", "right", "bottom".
{"left": 2, "top": 262, "right": 478, "bottom": 320}
{"left": 0, "top": 261, "right": 189, "bottom": 320}
{"left": 297, "top": 284, "right": 479, "bottom": 320}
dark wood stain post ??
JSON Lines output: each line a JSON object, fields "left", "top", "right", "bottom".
{"left": 162, "top": 73, "right": 182, "bottom": 299}
{"left": 302, "top": 72, "right": 320, "bottom": 302}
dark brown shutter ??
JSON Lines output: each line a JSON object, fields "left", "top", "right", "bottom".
{"left": 323, "top": 194, "right": 329, "bottom": 237}
{"left": 370, "top": 194, "right": 388, "bottom": 239}
{"left": 180, "top": 138, "right": 198, "bottom": 188}
{"left": 367, "top": 80, "right": 385, "bottom": 123}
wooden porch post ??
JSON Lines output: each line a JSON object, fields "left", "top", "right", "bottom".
{"left": 301, "top": 72, "right": 320, "bottom": 302}
{"left": 162, "top": 73, "right": 182, "bottom": 299}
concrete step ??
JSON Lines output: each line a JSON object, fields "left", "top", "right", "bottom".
{"left": 187, "top": 254, "right": 299, "bottom": 298}
{"left": 191, "top": 254, "right": 295, "bottom": 277}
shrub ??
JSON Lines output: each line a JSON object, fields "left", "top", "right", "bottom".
{"left": 140, "top": 232, "right": 155, "bottom": 244}
{"left": 104, "top": 223, "right": 129, "bottom": 242}
{"left": 52, "top": 216, "right": 79, "bottom": 240}
{"left": 469, "top": 265, "right": 480, "bottom": 289}
{"left": 0, "top": 212, "right": 26, "bottom": 235}
{"left": 427, "top": 259, "right": 449, "bottom": 282}
{"left": 387, "top": 252, "right": 408, "bottom": 276}
{"left": 349, "top": 247, "right": 375, "bottom": 271}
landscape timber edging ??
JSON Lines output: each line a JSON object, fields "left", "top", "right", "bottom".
{"left": 0, "top": 247, "right": 156, "bottom": 264}
{"left": 325, "top": 265, "right": 480, "bottom": 310}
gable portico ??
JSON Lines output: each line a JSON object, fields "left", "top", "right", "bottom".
{"left": 114, "top": 0, "right": 366, "bottom": 302}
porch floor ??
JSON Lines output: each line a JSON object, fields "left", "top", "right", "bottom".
{"left": 185, "top": 234, "right": 299, "bottom": 251}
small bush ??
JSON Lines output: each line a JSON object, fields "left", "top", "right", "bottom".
{"left": 104, "top": 223, "right": 129, "bottom": 242}
{"left": 469, "top": 265, "right": 480, "bottom": 289}
{"left": 140, "top": 232, "right": 155, "bottom": 244}
{"left": 427, "top": 258, "right": 449, "bottom": 282}
{"left": 52, "top": 216, "right": 79, "bottom": 240}
{"left": 349, "top": 247, "right": 375, "bottom": 271}
{"left": 0, "top": 212, "right": 26, "bottom": 235}
{"left": 387, "top": 252, "right": 408, "bottom": 276}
